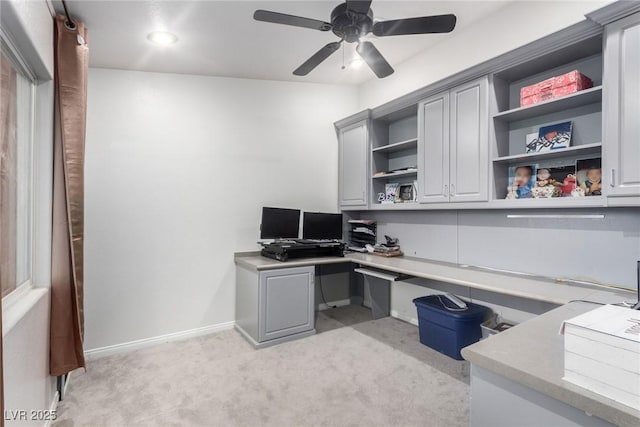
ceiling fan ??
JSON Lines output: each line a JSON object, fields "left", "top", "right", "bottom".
{"left": 253, "top": 0, "right": 457, "bottom": 78}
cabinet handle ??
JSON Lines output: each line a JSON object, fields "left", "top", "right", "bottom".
{"left": 450, "top": 183, "right": 455, "bottom": 196}
{"left": 610, "top": 169, "right": 615, "bottom": 187}
{"left": 443, "top": 184, "right": 448, "bottom": 196}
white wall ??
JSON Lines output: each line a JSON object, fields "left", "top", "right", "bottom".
{"left": 84, "top": 68, "right": 358, "bottom": 350}
{"left": 358, "top": 0, "right": 612, "bottom": 109}
{"left": 1, "top": 0, "right": 57, "bottom": 424}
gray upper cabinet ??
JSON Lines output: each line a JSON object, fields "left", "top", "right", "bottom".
{"left": 450, "top": 78, "right": 489, "bottom": 202}
{"left": 338, "top": 119, "right": 369, "bottom": 209}
{"left": 603, "top": 12, "right": 640, "bottom": 198}
{"left": 418, "top": 77, "right": 489, "bottom": 204}
{"left": 418, "top": 92, "right": 450, "bottom": 203}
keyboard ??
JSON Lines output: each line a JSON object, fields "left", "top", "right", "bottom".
{"left": 294, "top": 239, "right": 339, "bottom": 244}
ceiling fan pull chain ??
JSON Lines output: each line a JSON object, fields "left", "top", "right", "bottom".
{"left": 341, "top": 42, "right": 346, "bottom": 70}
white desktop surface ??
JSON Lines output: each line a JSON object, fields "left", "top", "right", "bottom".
{"left": 234, "top": 252, "right": 633, "bottom": 306}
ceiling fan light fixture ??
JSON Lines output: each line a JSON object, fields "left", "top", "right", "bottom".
{"left": 147, "top": 31, "right": 178, "bottom": 45}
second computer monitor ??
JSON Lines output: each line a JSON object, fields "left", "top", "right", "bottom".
{"left": 302, "top": 212, "right": 343, "bottom": 240}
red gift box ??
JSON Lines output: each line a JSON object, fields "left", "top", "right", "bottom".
{"left": 520, "top": 70, "right": 593, "bottom": 107}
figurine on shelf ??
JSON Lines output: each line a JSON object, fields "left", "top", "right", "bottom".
{"left": 571, "top": 186, "right": 586, "bottom": 197}
{"left": 560, "top": 174, "right": 577, "bottom": 196}
{"left": 532, "top": 168, "right": 561, "bottom": 198}
{"left": 506, "top": 183, "right": 519, "bottom": 199}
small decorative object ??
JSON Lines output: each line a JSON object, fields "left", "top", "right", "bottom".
{"left": 520, "top": 70, "right": 593, "bottom": 107}
{"left": 571, "top": 186, "right": 585, "bottom": 197}
{"left": 507, "top": 165, "right": 536, "bottom": 199}
{"left": 378, "top": 192, "right": 394, "bottom": 204}
{"left": 398, "top": 183, "right": 414, "bottom": 203}
{"left": 527, "top": 121, "right": 572, "bottom": 153}
{"left": 577, "top": 158, "right": 602, "bottom": 196}
{"left": 561, "top": 174, "right": 577, "bottom": 195}
{"left": 532, "top": 184, "right": 560, "bottom": 198}
{"left": 506, "top": 184, "right": 519, "bottom": 199}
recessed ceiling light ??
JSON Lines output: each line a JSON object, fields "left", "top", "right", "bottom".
{"left": 147, "top": 31, "right": 178, "bottom": 45}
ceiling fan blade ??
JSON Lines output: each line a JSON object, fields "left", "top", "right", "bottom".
{"left": 356, "top": 41, "right": 394, "bottom": 78}
{"left": 293, "top": 42, "right": 342, "bottom": 76}
{"left": 253, "top": 10, "right": 332, "bottom": 31}
{"left": 346, "top": 0, "right": 373, "bottom": 14}
{"left": 372, "top": 14, "right": 457, "bottom": 37}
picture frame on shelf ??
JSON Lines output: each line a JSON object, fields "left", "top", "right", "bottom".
{"left": 576, "top": 158, "right": 602, "bottom": 196}
{"left": 526, "top": 121, "right": 573, "bottom": 153}
{"left": 534, "top": 163, "right": 576, "bottom": 198}
{"left": 383, "top": 183, "right": 399, "bottom": 204}
{"left": 398, "top": 184, "right": 415, "bottom": 203}
{"left": 507, "top": 165, "right": 537, "bottom": 199}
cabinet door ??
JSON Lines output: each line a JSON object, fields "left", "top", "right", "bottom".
{"left": 604, "top": 12, "right": 640, "bottom": 197}
{"left": 338, "top": 120, "right": 369, "bottom": 208}
{"left": 259, "top": 266, "right": 314, "bottom": 342}
{"left": 449, "top": 77, "right": 489, "bottom": 202}
{"left": 417, "top": 92, "right": 450, "bottom": 203}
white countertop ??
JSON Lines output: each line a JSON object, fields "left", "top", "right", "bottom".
{"left": 235, "top": 252, "right": 633, "bottom": 306}
{"left": 461, "top": 302, "right": 640, "bottom": 427}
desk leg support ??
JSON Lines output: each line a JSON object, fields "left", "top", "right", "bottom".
{"left": 364, "top": 276, "right": 391, "bottom": 320}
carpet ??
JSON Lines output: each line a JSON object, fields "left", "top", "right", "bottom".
{"left": 54, "top": 305, "right": 470, "bottom": 426}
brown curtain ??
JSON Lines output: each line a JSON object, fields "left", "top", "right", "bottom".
{"left": 50, "top": 15, "right": 89, "bottom": 376}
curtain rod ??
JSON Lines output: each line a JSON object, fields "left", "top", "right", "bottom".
{"left": 61, "top": 0, "right": 77, "bottom": 30}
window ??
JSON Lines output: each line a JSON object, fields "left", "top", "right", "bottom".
{"left": 1, "top": 41, "right": 35, "bottom": 297}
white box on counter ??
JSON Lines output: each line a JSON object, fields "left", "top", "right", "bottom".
{"left": 561, "top": 304, "right": 640, "bottom": 410}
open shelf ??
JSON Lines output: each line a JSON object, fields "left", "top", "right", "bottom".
{"left": 372, "top": 138, "right": 418, "bottom": 154}
{"left": 493, "top": 86, "right": 602, "bottom": 123}
{"left": 372, "top": 170, "right": 418, "bottom": 180}
{"left": 493, "top": 143, "right": 602, "bottom": 164}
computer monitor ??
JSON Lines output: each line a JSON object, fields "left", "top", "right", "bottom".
{"left": 302, "top": 212, "right": 343, "bottom": 240}
{"left": 260, "top": 207, "right": 300, "bottom": 240}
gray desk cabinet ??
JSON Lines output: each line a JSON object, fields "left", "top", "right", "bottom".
{"left": 338, "top": 119, "right": 369, "bottom": 209}
{"left": 418, "top": 77, "right": 489, "bottom": 204}
{"left": 236, "top": 265, "right": 315, "bottom": 348}
{"left": 604, "top": 12, "right": 640, "bottom": 199}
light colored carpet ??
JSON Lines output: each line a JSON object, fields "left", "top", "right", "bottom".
{"left": 54, "top": 305, "right": 470, "bottom": 426}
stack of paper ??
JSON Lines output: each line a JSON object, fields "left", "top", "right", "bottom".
{"left": 561, "top": 305, "right": 640, "bottom": 410}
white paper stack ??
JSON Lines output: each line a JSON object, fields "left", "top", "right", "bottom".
{"left": 561, "top": 305, "right": 640, "bottom": 410}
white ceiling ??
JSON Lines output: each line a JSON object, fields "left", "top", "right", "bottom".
{"left": 56, "top": 1, "right": 511, "bottom": 85}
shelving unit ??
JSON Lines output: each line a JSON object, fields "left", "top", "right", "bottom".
{"left": 371, "top": 138, "right": 417, "bottom": 154}
{"left": 370, "top": 106, "right": 419, "bottom": 207}
{"left": 372, "top": 169, "right": 418, "bottom": 180}
{"left": 492, "top": 86, "right": 602, "bottom": 122}
{"left": 490, "top": 34, "right": 604, "bottom": 202}
{"left": 492, "top": 142, "right": 602, "bottom": 164}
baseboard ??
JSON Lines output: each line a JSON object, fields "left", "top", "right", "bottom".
{"left": 317, "top": 298, "right": 351, "bottom": 311}
{"left": 44, "top": 391, "right": 60, "bottom": 427}
{"left": 84, "top": 321, "right": 235, "bottom": 360}
{"left": 391, "top": 310, "right": 419, "bottom": 327}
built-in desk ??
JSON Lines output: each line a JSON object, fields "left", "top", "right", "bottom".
{"left": 462, "top": 302, "right": 640, "bottom": 427}
{"left": 234, "top": 252, "right": 637, "bottom": 423}
{"left": 236, "top": 251, "right": 631, "bottom": 306}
